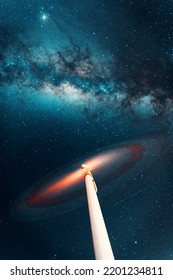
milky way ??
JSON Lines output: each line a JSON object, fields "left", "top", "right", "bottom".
{"left": 1, "top": 0, "right": 173, "bottom": 121}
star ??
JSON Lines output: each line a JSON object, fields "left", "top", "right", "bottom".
{"left": 41, "top": 13, "right": 48, "bottom": 21}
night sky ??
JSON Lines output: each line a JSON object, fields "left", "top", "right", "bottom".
{"left": 1, "top": 0, "right": 173, "bottom": 260}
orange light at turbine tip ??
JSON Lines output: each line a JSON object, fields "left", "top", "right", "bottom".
{"left": 84, "top": 152, "right": 116, "bottom": 170}
{"left": 42, "top": 168, "right": 83, "bottom": 196}
{"left": 40, "top": 152, "right": 117, "bottom": 197}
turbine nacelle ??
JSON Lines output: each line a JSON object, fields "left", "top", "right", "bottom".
{"left": 80, "top": 164, "right": 92, "bottom": 176}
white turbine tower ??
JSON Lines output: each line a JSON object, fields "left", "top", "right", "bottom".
{"left": 81, "top": 164, "right": 114, "bottom": 260}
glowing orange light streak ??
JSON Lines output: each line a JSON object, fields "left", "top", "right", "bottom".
{"left": 41, "top": 152, "right": 116, "bottom": 196}
{"left": 84, "top": 152, "right": 116, "bottom": 170}
{"left": 42, "top": 169, "right": 82, "bottom": 195}
{"left": 25, "top": 144, "right": 146, "bottom": 208}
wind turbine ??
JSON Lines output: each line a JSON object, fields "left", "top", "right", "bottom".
{"left": 81, "top": 164, "right": 114, "bottom": 260}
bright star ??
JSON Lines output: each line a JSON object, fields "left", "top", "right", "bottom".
{"left": 41, "top": 14, "right": 48, "bottom": 21}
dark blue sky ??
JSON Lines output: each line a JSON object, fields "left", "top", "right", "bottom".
{"left": 1, "top": 0, "right": 173, "bottom": 260}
